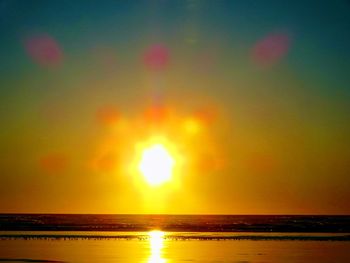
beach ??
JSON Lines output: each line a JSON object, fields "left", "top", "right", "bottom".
{"left": 1, "top": 215, "right": 349, "bottom": 262}
{"left": 1, "top": 232, "right": 350, "bottom": 262}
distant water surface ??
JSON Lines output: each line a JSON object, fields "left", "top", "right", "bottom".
{"left": 1, "top": 214, "right": 349, "bottom": 232}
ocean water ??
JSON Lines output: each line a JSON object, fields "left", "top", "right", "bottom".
{"left": 0, "top": 215, "right": 349, "bottom": 262}
{"left": 1, "top": 214, "right": 349, "bottom": 232}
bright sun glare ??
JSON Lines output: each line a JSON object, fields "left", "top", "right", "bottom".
{"left": 148, "top": 230, "right": 166, "bottom": 263}
{"left": 139, "top": 144, "right": 175, "bottom": 186}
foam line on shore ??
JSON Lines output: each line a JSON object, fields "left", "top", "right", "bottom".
{"left": 1, "top": 233, "right": 349, "bottom": 241}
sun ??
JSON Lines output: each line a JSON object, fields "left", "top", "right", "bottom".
{"left": 139, "top": 144, "right": 175, "bottom": 186}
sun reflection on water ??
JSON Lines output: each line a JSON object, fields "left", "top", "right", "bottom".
{"left": 148, "top": 230, "right": 167, "bottom": 263}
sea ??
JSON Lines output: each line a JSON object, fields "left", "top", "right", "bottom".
{"left": 0, "top": 214, "right": 349, "bottom": 262}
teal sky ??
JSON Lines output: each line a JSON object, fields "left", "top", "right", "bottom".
{"left": 0, "top": 0, "right": 349, "bottom": 214}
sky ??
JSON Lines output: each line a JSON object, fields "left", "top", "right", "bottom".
{"left": 0, "top": 0, "right": 349, "bottom": 214}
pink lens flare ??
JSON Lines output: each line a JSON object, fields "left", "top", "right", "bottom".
{"left": 252, "top": 32, "right": 291, "bottom": 68}
{"left": 25, "top": 34, "right": 63, "bottom": 67}
{"left": 143, "top": 44, "right": 170, "bottom": 71}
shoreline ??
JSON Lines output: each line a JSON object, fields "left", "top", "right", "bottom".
{"left": 1, "top": 231, "right": 350, "bottom": 241}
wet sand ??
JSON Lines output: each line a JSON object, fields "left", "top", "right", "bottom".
{"left": 1, "top": 232, "right": 350, "bottom": 262}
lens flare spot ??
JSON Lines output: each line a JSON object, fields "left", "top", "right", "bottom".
{"left": 94, "top": 152, "right": 118, "bottom": 173}
{"left": 39, "top": 153, "right": 68, "bottom": 173}
{"left": 194, "top": 106, "right": 217, "bottom": 125}
{"left": 183, "top": 118, "right": 201, "bottom": 135}
{"left": 24, "top": 34, "right": 63, "bottom": 67}
{"left": 252, "top": 32, "right": 291, "bottom": 68}
{"left": 144, "top": 105, "right": 169, "bottom": 125}
{"left": 96, "top": 106, "right": 120, "bottom": 126}
{"left": 143, "top": 44, "right": 170, "bottom": 71}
